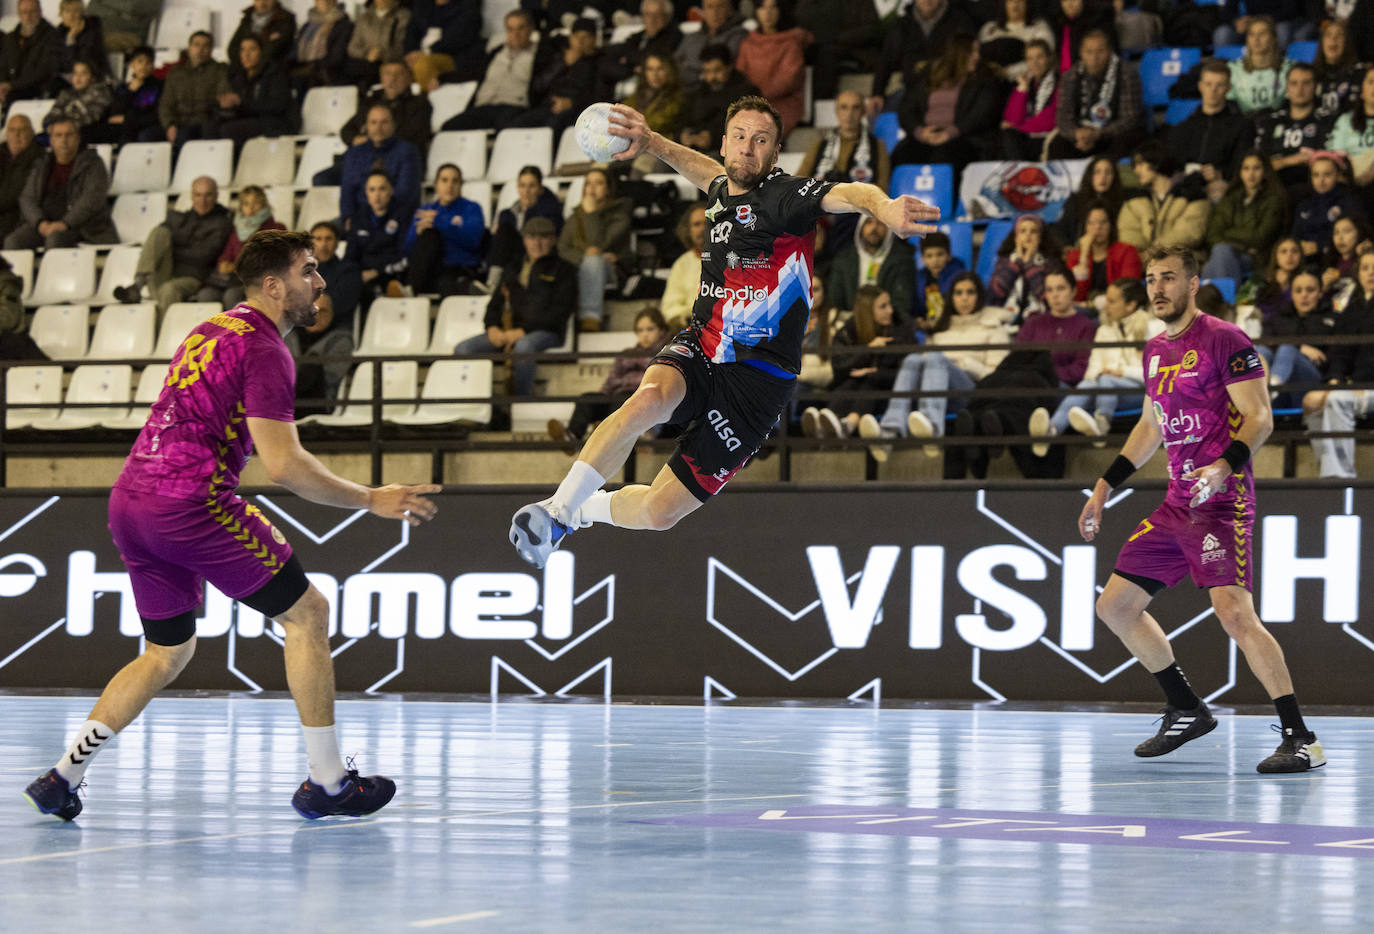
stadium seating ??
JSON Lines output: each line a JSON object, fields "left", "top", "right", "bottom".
{"left": 294, "top": 136, "right": 347, "bottom": 189}
{"left": 356, "top": 297, "right": 430, "bottom": 357}
{"left": 428, "top": 82, "right": 478, "bottom": 132}
{"left": 88, "top": 245, "right": 141, "bottom": 305}
{"left": 155, "top": 303, "right": 221, "bottom": 359}
{"left": 101, "top": 364, "right": 169, "bottom": 430}
{"left": 488, "top": 127, "right": 552, "bottom": 184}
{"left": 308, "top": 360, "right": 419, "bottom": 425}
{"left": 29, "top": 249, "right": 97, "bottom": 307}
{"left": 29, "top": 305, "right": 89, "bottom": 360}
{"left": 975, "top": 219, "right": 1015, "bottom": 284}
{"left": 872, "top": 111, "right": 903, "bottom": 155}
{"left": 232, "top": 137, "right": 296, "bottom": 188}
{"left": 1139, "top": 47, "right": 1201, "bottom": 108}
{"left": 427, "top": 130, "right": 488, "bottom": 183}
{"left": 153, "top": 5, "right": 212, "bottom": 51}
{"left": 430, "top": 295, "right": 489, "bottom": 353}
{"left": 1214, "top": 45, "right": 1245, "bottom": 61}
{"left": 1202, "top": 277, "right": 1236, "bottom": 303}
{"left": 87, "top": 303, "right": 155, "bottom": 360}
{"left": 170, "top": 139, "right": 234, "bottom": 192}
{"left": 297, "top": 186, "right": 341, "bottom": 231}
{"left": 890, "top": 163, "right": 954, "bottom": 221}
{"left": 913, "top": 220, "right": 974, "bottom": 270}
{"left": 300, "top": 85, "right": 359, "bottom": 137}
{"left": 28, "top": 363, "right": 131, "bottom": 430}
{"left": 111, "top": 192, "right": 168, "bottom": 245}
{"left": 1164, "top": 99, "right": 1200, "bottom": 125}
{"left": 4, "top": 364, "right": 63, "bottom": 429}
{"left": 1287, "top": 41, "right": 1318, "bottom": 64}
{"left": 390, "top": 360, "right": 493, "bottom": 426}
{"left": 109, "top": 142, "right": 172, "bottom": 194}
{"left": 0, "top": 249, "right": 33, "bottom": 302}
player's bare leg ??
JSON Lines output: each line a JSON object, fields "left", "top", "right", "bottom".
{"left": 604, "top": 465, "right": 704, "bottom": 530}
{"left": 276, "top": 585, "right": 335, "bottom": 728}
{"left": 87, "top": 638, "right": 197, "bottom": 732}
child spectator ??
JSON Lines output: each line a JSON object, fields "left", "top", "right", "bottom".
{"left": 85, "top": 45, "right": 160, "bottom": 145}
{"left": 914, "top": 230, "right": 966, "bottom": 326}
{"left": 1292, "top": 152, "right": 1365, "bottom": 258}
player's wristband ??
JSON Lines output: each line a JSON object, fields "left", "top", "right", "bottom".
{"left": 1101, "top": 455, "right": 1135, "bottom": 490}
{"left": 1220, "top": 440, "right": 1252, "bottom": 473}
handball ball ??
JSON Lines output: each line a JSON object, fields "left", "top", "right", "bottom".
{"left": 575, "top": 103, "right": 630, "bottom": 162}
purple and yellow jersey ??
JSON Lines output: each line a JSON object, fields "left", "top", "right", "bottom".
{"left": 115, "top": 305, "right": 296, "bottom": 503}
{"left": 1142, "top": 311, "right": 1265, "bottom": 509}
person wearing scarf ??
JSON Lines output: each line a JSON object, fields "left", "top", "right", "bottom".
{"left": 1048, "top": 27, "right": 1144, "bottom": 160}
{"left": 290, "top": 0, "right": 353, "bottom": 93}
{"left": 209, "top": 185, "right": 284, "bottom": 308}
{"left": 797, "top": 89, "right": 890, "bottom": 271}
{"left": 1000, "top": 38, "right": 1059, "bottom": 160}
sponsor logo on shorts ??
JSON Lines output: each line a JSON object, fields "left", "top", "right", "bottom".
{"left": 1201, "top": 532, "right": 1226, "bottom": 564}
{"left": 271, "top": 525, "right": 286, "bottom": 545}
{"left": 707, "top": 408, "right": 743, "bottom": 451}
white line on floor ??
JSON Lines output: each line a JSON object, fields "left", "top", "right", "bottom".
{"left": 410, "top": 910, "right": 501, "bottom": 927}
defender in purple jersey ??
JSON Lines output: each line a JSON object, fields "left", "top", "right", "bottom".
{"left": 23, "top": 231, "right": 441, "bottom": 822}
{"left": 508, "top": 95, "right": 939, "bottom": 568}
{"left": 1078, "top": 246, "right": 1325, "bottom": 775}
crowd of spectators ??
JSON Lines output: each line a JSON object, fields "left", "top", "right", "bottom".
{"left": 0, "top": 0, "right": 1369, "bottom": 478}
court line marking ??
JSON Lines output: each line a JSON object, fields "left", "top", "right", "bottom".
{"left": 410, "top": 910, "right": 500, "bottom": 927}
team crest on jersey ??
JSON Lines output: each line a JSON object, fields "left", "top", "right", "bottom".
{"left": 1182, "top": 350, "right": 1198, "bottom": 370}
{"left": 735, "top": 205, "right": 757, "bottom": 229}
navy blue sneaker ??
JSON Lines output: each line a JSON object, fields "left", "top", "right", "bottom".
{"left": 509, "top": 501, "right": 572, "bottom": 569}
{"left": 292, "top": 768, "right": 396, "bottom": 819}
{"left": 24, "top": 769, "right": 82, "bottom": 821}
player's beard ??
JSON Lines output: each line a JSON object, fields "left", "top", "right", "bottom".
{"left": 725, "top": 154, "right": 775, "bottom": 190}
{"left": 1152, "top": 291, "right": 1189, "bottom": 325}
{"left": 285, "top": 287, "right": 322, "bottom": 330}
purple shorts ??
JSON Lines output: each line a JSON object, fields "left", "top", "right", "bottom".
{"left": 108, "top": 486, "right": 294, "bottom": 619}
{"left": 1114, "top": 497, "right": 1254, "bottom": 592}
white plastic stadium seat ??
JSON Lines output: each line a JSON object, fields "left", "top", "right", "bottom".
{"left": 296, "top": 186, "right": 340, "bottom": 231}
{"left": 29, "top": 364, "right": 132, "bottom": 430}
{"left": 232, "top": 136, "right": 296, "bottom": 188}
{"left": 28, "top": 305, "right": 88, "bottom": 360}
{"left": 109, "top": 142, "right": 173, "bottom": 194}
{"left": 301, "top": 85, "right": 359, "bottom": 137}
{"left": 294, "top": 136, "right": 347, "bottom": 189}
{"left": 390, "top": 360, "right": 492, "bottom": 426}
{"left": 428, "top": 81, "right": 477, "bottom": 132}
{"left": 429, "top": 295, "right": 488, "bottom": 352}
{"left": 5, "top": 365, "right": 63, "bottom": 429}
{"left": 170, "top": 139, "right": 233, "bottom": 193}
{"left": 155, "top": 302, "right": 221, "bottom": 359}
{"left": 154, "top": 6, "right": 212, "bottom": 51}
{"left": 0, "top": 249, "right": 33, "bottom": 302}
{"left": 101, "top": 363, "right": 170, "bottom": 430}
{"left": 812, "top": 99, "right": 837, "bottom": 129}
{"left": 427, "top": 130, "right": 488, "bottom": 183}
{"left": 88, "top": 245, "right": 141, "bottom": 305}
{"left": 775, "top": 152, "right": 804, "bottom": 175}
{"left": 356, "top": 298, "right": 429, "bottom": 357}
{"left": 266, "top": 185, "right": 295, "bottom": 230}
{"left": 554, "top": 126, "right": 583, "bottom": 169}
{"left": 111, "top": 192, "right": 168, "bottom": 246}
{"left": 29, "top": 249, "right": 97, "bottom": 306}
{"left": 310, "top": 360, "right": 418, "bottom": 425}
{"left": 488, "top": 127, "right": 552, "bottom": 184}
{"left": 576, "top": 331, "right": 635, "bottom": 354}
{"left": 511, "top": 400, "right": 574, "bottom": 433}
{"left": 6, "top": 98, "right": 53, "bottom": 130}
{"left": 87, "top": 303, "right": 156, "bottom": 360}
{"left": 457, "top": 180, "right": 491, "bottom": 226}
{"left": 562, "top": 176, "right": 585, "bottom": 218}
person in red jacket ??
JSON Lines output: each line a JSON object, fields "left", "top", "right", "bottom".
{"left": 1064, "top": 200, "right": 1142, "bottom": 302}
{"left": 734, "top": 0, "right": 811, "bottom": 138}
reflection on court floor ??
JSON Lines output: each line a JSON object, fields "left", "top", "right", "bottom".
{"left": 2, "top": 696, "right": 1370, "bottom": 932}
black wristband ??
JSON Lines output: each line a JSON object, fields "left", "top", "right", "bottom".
{"left": 1102, "top": 455, "right": 1135, "bottom": 489}
{"left": 1220, "top": 439, "right": 1251, "bottom": 473}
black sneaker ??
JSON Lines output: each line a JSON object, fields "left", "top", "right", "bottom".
{"left": 1256, "top": 725, "right": 1327, "bottom": 773}
{"left": 23, "top": 768, "right": 82, "bottom": 821}
{"left": 1134, "top": 702, "right": 1218, "bottom": 757}
{"left": 113, "top": 284, "right": 142, "bottom": 304}
{"left": 292, "top": 767, "right": 396, "bottom": 819}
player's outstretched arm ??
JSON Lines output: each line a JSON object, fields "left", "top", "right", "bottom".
{"left": 820, "top": 182, "right": 940, "bottom": 237}
{"left": 247, "top": 418, "right": 440, "bottom": 526}
{"left": 605, "top": 103, "right": 725, "bottom": 194}
{"left": 1079, "top": 407, "right": 1163, "bottom": 542}
{"left": 1182, "top": 374, "right": 1273, "bottom": 507}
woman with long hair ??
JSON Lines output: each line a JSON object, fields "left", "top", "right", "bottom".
{"left": 1054, "top": 155, "right": 1129, "bottom": 243}
{"left": 979, "top": 0, "right": 1056, "bottom": 79}
{"left": 624, "top": 52, "right": 683, "bottom": 140}
{"left": 1261, "top": 269, "right": 1335, "bottom": 407}
{"left": 1227, "top": 16, "right": 1291, "bottom": 115}
{"left": 1064, "top": 201, "right": 1143, "bottom": 301}
{"left": 1252, "top": 235, "right": 1307, "bottom": 321}
{"left": 1319, "top": 214, "right": 1370, "bottom": 291}
{"left": 1313, "top": 18, "right": 1360, "bottom": 117}
{"left": 889, "top": 34, "right": 1003, "bottom": 180}
{"left": 735, "top": 0, "right": 811, "bottom": 137}
{"left": 558, "top": 167, "right": 633, "bottom": 329}
{"left": 1203, "top": 150, "right": 1288, "bottom": 284}
{"left": 989, "top": 213, "right": 1064, "bottom": 321}
{"left": 805, "top": 285, "right": 916, "bottom": 438}
{"left": 1000, "top": 38, "right": 1059, "bottom": 161}
{"left": 1325, "top": 66, "right": 1374, "bottom": 183}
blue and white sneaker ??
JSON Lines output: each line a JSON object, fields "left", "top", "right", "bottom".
{"left": 24, "top": 768, "right": 82, "bottom": 821}
{"left": 292, "top": 765, "right": 396, "bottom": 819}
{"left": 510, "top": 500, "right": 574, "bottom": 569}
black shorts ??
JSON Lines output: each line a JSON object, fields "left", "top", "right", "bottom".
{"left": 651, "top": 337, "right": 796, "bottom": 501}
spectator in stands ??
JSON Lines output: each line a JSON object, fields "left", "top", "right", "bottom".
{"left": 335, "top": 104, "right": 422, "bottom": 229}
{"left": 1252, "top": 235, "right": 1306, "bottom": 320}
{"left": 55, "top": 1, "right": 107, "bottom": 85}
{"left": 623, "top": 52, "right": 683, "bottom": 158}
{"left": 85, "top": 44, "right": 160, "bottom": 145}
{"left": 1049, "top": 0, "right": 1114, "bottom": 75}
{"left": 1293, "top": 152, "right": 1365, "bottom": 257}
{"left": 1053, "top": 155, "right": 1129, "bottom": 244}
{"left": 0, "top": 114, "right": 39, "bottom": 243}
{"left": 1255, "top": 62, "right": 1332, "bottom": 189}
{"left": 1048, "top": 28, "right": 1143, "bottom": 160}
{"left": 914, "top": 230, "right": 965, "bottom": 325}
{"left": 1261, "top": 269, "right": 1335, "bottom": 405}
{"left": 405, "top": 0, "right": 484, "bottom": 92}
{"left": 114, "top": 176, "right": 232, "bottom": 318}
{"left": 43, "top": 60, "right": 111, "bottom": 134}
{"left": 827, "top": 216, "right": 915, "bottom": 321}
{"left": 1307, "top": 249, "right": 1374, "bottom": 477}
{"left": 210, "top": 35, "right": 296, "bottom": 151}
{"left": 1032, "top": 274, "right": 1154, "bottom": 446}
{"left": 1065, "top": 202, "right": 1142, "bottom": 302}
{"left": 735, "top": 0, "right": 810, "bottom": 139}
{"left": 979, "top": 0, "right": 1056, "bottom": 80}
{"left": 1000, "top": 38, "right": 1059, "bottom": 161}
{"left": 1313, "top": 18, "right": 1361, "bottom": 117}
{"left": 1325, "top": 67, "right": 1374, "bottom": 183}
{"left": 1021, "top": 267, "right": 1098, "bottom": 457}
{"left": 602, "top": 0, "right": 681, "bottom": 88}
{"left": 806, "top": 285, "right": 918, "bottom": 439}
{"left": 404, "top": 163, "right": 485, "bottom": 297}
{"left": 488, "top": 165, "right": 562, "bottom": 289}
{"left": 1228, "top": 16, "right": 1291, "bottom": 115}
{"left": 458, "top": 216, "right": 576, "bottom": 398}
{"left": 158, "top": 31, "right": 229, "bottom": 147}
{"left": 867, "top": 0, "right": 977, "bottom": 116}
{"left": 337, "top": 60, "right": 431, "bottom": 156}
{"left": 509, "top": 17, "right": 606, "bottom": 135}
{"left": 1203, "top": 150, "right": 1287, "bottom": 284}
{"left": 890, "top": 34, "right": 1003, "bottom": 181}
{"left": 0, "top": 251, "right": 36, "bottom": 360}
{"left": 678, "top": 45, "right": 758, "bottom": 155}
{"left": 290, "top": 221, "right": 361, "bottom": 413}
{"left": 346, "top": 170, "right": 412, "bottom": 307}
{"left": 989, "top": 214, "right": 1064, "bottom": 322}
{"left": 344, "top": 0, "right": 410, "bottom": 89}
{"left": 1169, "top": 59, "right": 1255, "bottom": 203}
{"left": 1118, "top": 140, "right": 1211, "bottom": 255}
{"left": 4, "top": 117, "right": 116, "bottom": 250}
{"left": 548, "top": 307, "right": 671, "bottom": 452}
{"left": 661, "top": 202, "right": 705, "bottom": 330}
{"left": 86, "top": 0, "right": 156, "bottom": 55}
{"left": 675, "top": 0, "right": 747, "bottom": 88}
{"left": 1319, "top": 214, "right": 1369, "bottom": 290}
{"left": 289, "top": 0, "right": 354, "bottom": 94}
{"left": 1213, "top": 1, "right": 1311, "bottom": 50}
{"left": 228, "top": 0, "right": 296, "bottom": 65}
{"left": 0, "top": 0, "right": 58, "bottom": 105}
{"left": 560, "top": 167, "right": 633, "bottom": 330}
{"left": 440, "top": 9, "right": 537, "bottom": 132}
{"left": 797, "top": 90, "right": 890, "bottom": 267}
{"left": 796, "top": 0, "right": 879, "bottom": 100}
{"left": 209, "top": 185, "right": 286, "bottom": 308}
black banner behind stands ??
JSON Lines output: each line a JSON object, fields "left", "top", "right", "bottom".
{"left": 0, "top": 485, "right": 1368, "bottom": 704}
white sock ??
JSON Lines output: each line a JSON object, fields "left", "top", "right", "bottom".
{"left": 547, "top": 461, "right": 605, "bottom": 525}
{"left": 580, "top": 489, "right": 619, "bottom": 526}
{"left": 302, "top": 724, "right": 347, "bottom": 794}
{"left": 54, "top": 719, "right": 115, "bottom": 786}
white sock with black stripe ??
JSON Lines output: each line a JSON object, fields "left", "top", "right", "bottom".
{"left": 54, "top": 719, "right": 115, "bottom": 786}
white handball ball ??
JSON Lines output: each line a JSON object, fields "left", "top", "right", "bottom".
{"left": 575, "top": 102, "right": 630, "bottom": 162}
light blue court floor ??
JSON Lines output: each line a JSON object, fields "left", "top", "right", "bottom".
{"left": 3, "top": 697, "right": 1373, "bottom": 934}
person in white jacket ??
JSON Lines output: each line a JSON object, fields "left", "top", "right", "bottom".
{"left": 660, "top": 202, "right": 706, "bottom": 330}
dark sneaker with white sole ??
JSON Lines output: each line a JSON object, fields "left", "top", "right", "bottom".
{"left": 23, "top": 768, "right": 82, "bottom": 821}
{"left": 1134, "top": 702, "right": 1218, "bottom": 757}
{"left": 292, "top": 767, "right": 396, "bottom": 819}
{"left": 1256, "top": 725, "right": 1327, "bottom": 773}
